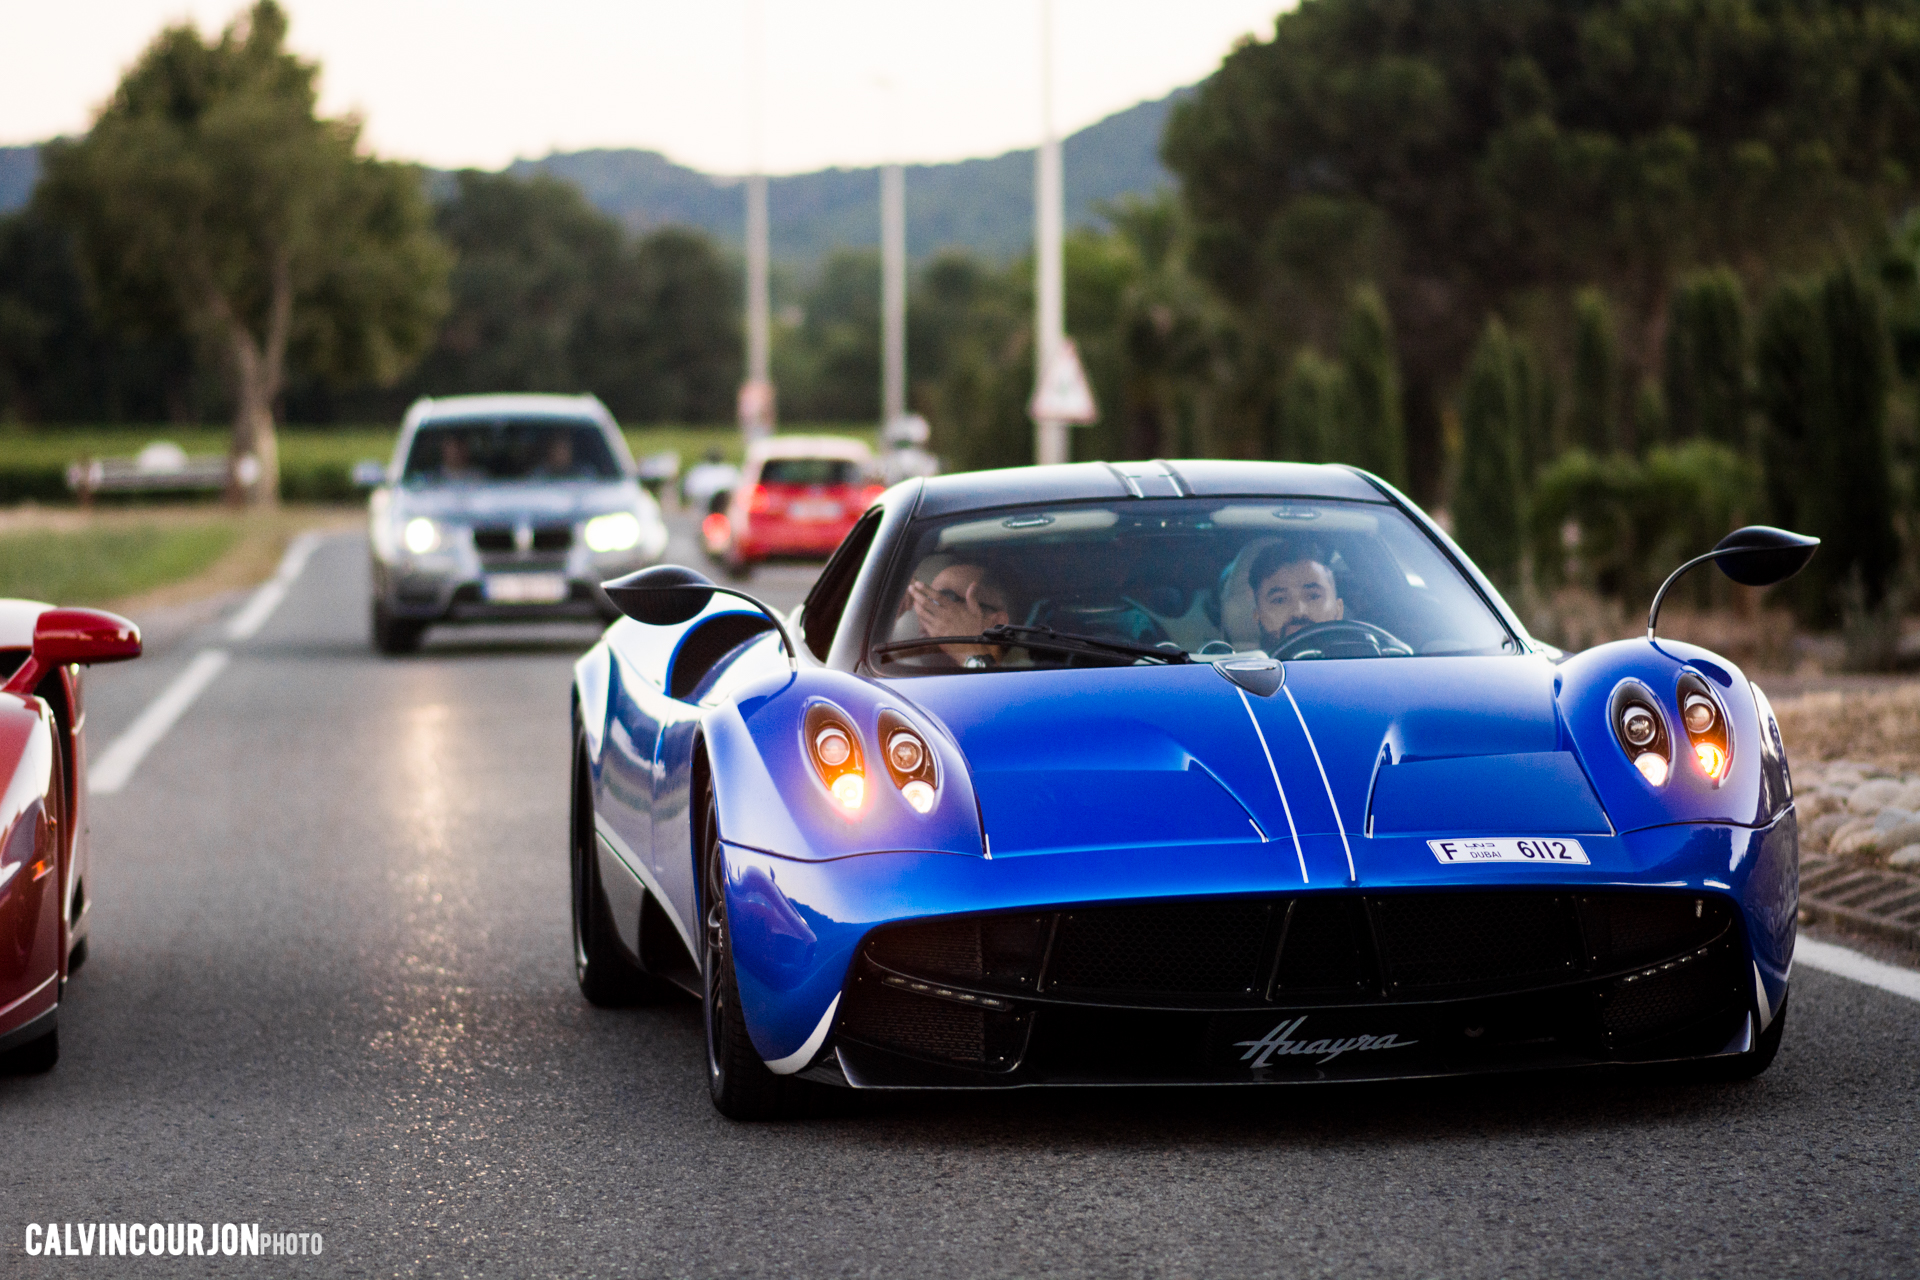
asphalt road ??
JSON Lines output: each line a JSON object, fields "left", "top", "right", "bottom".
{"left": 6, "top": 516, "right": 1918, "bottom": 1278}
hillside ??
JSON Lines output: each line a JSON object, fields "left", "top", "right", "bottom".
{"left": 1, "top": 87, "right": 1185, "bottom": 262}
{"left": 503, "top": 88, "right": 1185, "bottom": 262}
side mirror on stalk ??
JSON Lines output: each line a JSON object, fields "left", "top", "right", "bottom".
{"left": 1647, "top": 526, "right": 1820, "bottom": 639}
{"left": 601, "top": 564, "right": 797, "bottom": 669}
{"left": 2, "top": 607, "right": 143, "bottom": 697}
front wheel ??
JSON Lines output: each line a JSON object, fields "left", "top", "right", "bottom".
{"left": 371, "top": 602, "right": 426, "bottom": 655}
{"left": 701, "top": 788, "right": 809, "bottom": 1119}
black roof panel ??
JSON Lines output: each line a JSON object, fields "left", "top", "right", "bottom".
{"left": 914, "top": 460, "right": 1386, "bottom": 517}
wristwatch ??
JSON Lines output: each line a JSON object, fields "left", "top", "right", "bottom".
{"left": 963, "top": 654, "right": 991, "bottom": 670}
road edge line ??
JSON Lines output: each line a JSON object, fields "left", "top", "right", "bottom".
{"left": 1794, "top": 936, "right": 1920, "bottom": 1003}
{"left": 225, "top": 530, "right": 325, "bottom": 642}
{"left": 89, "top": 648, "right": 231, "bottom": 795}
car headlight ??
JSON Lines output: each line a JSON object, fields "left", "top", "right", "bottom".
{"left": 584, "top": 511, "right": 644, "bottom": 553}
{"left": 804, "top": 702, "right": 865, "bottom": 818}
{"left": 1609, "top": 679, "right": 1670, "bottom": 787}
{"left": 1676, "top": 673, "right": 1730, "bottom": 783}
{"left": 878, "top": 709, "right": 938, "bottom": 813}
{"left": 403, "top": 517, "right": 441, "bottom": 555}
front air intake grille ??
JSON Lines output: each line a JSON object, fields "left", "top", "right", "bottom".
{"left": 470, "top": 523, "right": 573, "bottom": 553}
{"left": 1372, "top": 893, "right": 1580, "bottom": 994}
{"left": 473, "top": 525, "right": 514, "bottom": 552}
{"left": 858, "top": 890, "right": 1739, "bottom": 1012}
{"left": 836, "top": 974, "right": 1029, "bottom": 1068}
{"left": 1602, "top": 945, "right": 1742, "bottom": 1043}
{"left": 1045, "top": 901, "right": 1273, "bottom": 999}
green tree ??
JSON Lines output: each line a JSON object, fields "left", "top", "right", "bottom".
{"left": 38, "top": 2, "right": 448, "bottom": 502}
{"left": 1453, "top": 317, "right": 1527, "bottom": 588}
{"left": 1814, "top": 267, "right": 1899, "bottom": 616}
{"left": 1663, "top": 268, "right": 1747, "bottom": 447}
{"left": 1334, "top": 285, "right": 1405, "bottom": 486}
{"left": 1753, "top": 280, "right": 1823, "bottom": 532}
{"left": 1277, "top": 348, "right": 1342, "bottom": 463}
{"left": 1570, "top": 287, "right": 1619, "bottom": 455}
{"left": 1163, "top": 0, "right": 1920, "bottom": 502}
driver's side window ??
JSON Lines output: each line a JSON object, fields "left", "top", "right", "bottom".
{"left": 801, "top": 509, "right": 883, "bottom": 660}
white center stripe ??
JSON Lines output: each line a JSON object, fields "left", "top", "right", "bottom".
{"left": 1794, "top": 937, "right": 1920, "bottom": 1003}
{"left": 89, "top": 648, "right": 230, "bottom": 795}
{"left": 226, "top": 531, "right": 324, "bottom": 641}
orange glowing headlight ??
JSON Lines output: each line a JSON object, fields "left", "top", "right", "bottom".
{"left": 1694, "top": 741, "right": 1726, "bottom": 779}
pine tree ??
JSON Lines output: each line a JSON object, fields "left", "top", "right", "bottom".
{"left": 1277, "top": 347, "right": 1342, "bottom": 462}
{"left": 1337, "top": 285, "right": 1406, "bottom": 487}
{"left": 1663, "top": 268, "right": 1748, "bottom": 448}
{"left": 1753, "top": 280, "right": 1823, "bottom": 533}
{"left": 1570, "top": 287, "right": 1619, "bottom": 454}
{"left": 1815, "top": 266, "right": 1899, "bottom": 613}
{"left": 1453, "top": 316, "right": 1526, "bottom": 588}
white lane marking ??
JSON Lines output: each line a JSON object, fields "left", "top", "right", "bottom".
{"left": 89, "top": 649, "right": 230, "bottom": 795}
{"left": 1795, "top": 937, "right": 1920, "bottom": 1004}
{"left": 766, "top": 995, "right": 841, "bottom": 1075}
{"left": 1236, "top": 687, "right": 1307, "bottom": 884}
{"left": 225, "top": 531, "right": 324, "bottom": 641}
{"left": 1283, "top": 685, "right": 1356, "bottom": 884}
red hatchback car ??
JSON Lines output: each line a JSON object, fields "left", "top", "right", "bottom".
{"left": 704, "top": 436, "right": 881, "bottom": 575}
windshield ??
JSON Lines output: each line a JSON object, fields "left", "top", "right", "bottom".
{"left": 761, "top": 457, "right": 865, "bottom": 485}
{"left": 402, "top": 418, "right": 622, "bottom": 485}
{"left": 869, "top": 498, "right": 1516, "bottom": 673}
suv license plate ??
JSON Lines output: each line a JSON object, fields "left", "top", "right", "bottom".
{"left": 483, "top": 573, "right": 568, "bottom": 604}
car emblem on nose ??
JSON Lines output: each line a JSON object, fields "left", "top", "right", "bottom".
{"left": 514, "top": 520, "right": 533, "bottom": 553}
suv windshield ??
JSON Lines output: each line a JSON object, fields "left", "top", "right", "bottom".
{"left": 869, "top": 498, "right": 1515, "bottom": 673}
{"left": 402, "top": 418, "right": 622, "bottom": 485}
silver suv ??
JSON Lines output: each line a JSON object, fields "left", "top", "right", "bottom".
{"left": 368, "top": 394, "right": 669, "bottom": 653}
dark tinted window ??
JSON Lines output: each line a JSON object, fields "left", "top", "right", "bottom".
{"left": 803, "top": 508, "right": 884, "bottom": 660}
{"left": 761, "top": 458, "right": 862, "bottom": 485}
{"left": 403, "top": 418, "right": 621, "bottom": 484}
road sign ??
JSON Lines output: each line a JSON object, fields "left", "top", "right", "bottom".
{"left": 1029, "top": 338, "right": 1098, "bottom": 425}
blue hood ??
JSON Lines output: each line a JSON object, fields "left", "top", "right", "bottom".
{"left": 894, "top": 656, "right": 1610, "bottom": 879}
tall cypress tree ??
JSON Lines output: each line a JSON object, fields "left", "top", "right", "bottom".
{"left": 1663, "top": 268, "right": 1748, "bottom": 448}
{"left": 1454, "top": 316, "right": 1526, "bottom": 588}
{"left": 1815, "top": 266, "right": 1899, "bottom": 613}
{"left": 1277, "top": 347, "right": 1341, "bottom": 462}
{"left": 1754, "top": 280, "right": 1823, "bottom": 533}
{"left": 1337, "top": 285, "right": 1406, "bottom": 487}
{"left": 1570, "top": 287, "right": 1619, "bottom": 455}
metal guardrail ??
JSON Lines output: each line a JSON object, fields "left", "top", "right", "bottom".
{"left": 1799, "top": 852, "right": 1920, "bottom": 951}
{"left": 66, "top": 453, "right": 229, "bottom": 501}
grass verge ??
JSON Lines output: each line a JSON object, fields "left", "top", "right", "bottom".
{"left": 0, "top": 505, "right": 361, "bottom": 612}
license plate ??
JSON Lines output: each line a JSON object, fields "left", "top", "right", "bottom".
{"left": 1427, "top": 837, "right": 1590, "bottom": 865}
{"left": 483, "top": 573, "right": 568, "bottom": 604}
{"left": 787, "top": 499, "right": 841, "bottom": 522}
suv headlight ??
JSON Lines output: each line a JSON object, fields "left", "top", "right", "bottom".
{"left": 403, "top": 516, "right": 441, "bottom": 555}
{"left": 584, "top": 511, "right": 643, "bottom": 553}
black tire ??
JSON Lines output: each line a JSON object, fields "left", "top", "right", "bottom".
{"left": 371, "top": 602, "right": 426, "bottom": 655}
{"left": 1701, "top": 994, "right": 1789, "bottom": 1083}
{"left": 700, "top": 786, "right": 808, "bottom": 1119}
{"left": 571, "top": 725, "right": 670, "bottom": 1007}
{"left": 1, "top": 1028, "right": 58, "bottom": 1075}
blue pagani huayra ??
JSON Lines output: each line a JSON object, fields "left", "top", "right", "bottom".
{"left": 568, "top": 460, "right": 1816, "bottom": 1118}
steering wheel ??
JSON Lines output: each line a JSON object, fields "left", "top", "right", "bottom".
{"left": 1269, "top": 620, "right": 1413, "bottom": 661}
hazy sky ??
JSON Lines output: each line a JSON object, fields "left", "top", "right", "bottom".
{"left": 0, "top": 1, "right": 1288, "bottom": 173}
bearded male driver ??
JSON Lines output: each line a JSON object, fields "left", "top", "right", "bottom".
{"left": 904, "top": 561, "right": 1012, "bottom": 667}
{"left": 1250, "top": 541, "right": 1345, "bottom": 653}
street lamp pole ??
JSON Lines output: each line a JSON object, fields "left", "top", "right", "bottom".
{"left": 1033, "top": 0, "right": 1067, "bottom": 465}
{"left": 881, "top": 161, "right": 906, "bottom": 427}
{"left": 740, "top": 0, "right": 774, "bottom": 442}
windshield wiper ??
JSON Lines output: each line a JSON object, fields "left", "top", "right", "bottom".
{"left": 872, "top": 625, "right": 1189, "bottom": 666}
